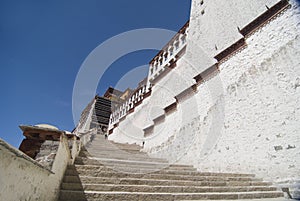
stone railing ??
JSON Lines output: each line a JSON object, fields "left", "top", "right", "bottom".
{"left": 108, "top": 22, "right": 189, "bottom": 134}
{"left": 148, "top": 21, "right": 189, "bottom": 83}
{"left": 109, "top": 85, "right": 149, "bottom": 131}
{"left": 0, "top": 134, "right": 81, "bottom": 201}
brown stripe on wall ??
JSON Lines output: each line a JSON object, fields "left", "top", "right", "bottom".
{"left": 240, "top": 0, "right": 290, "bottom": 37}
{"left": 214, "top": 38, "right": 246, "bottom": 62}
{"left": 119, "top": 116, "right": 126, "bottom": 122}
{"left": 143, "top": 125, "right": 154, "bottom": 137}
{"left": 169, "top": 59, "right": 177, "bottom": 69}
{"left": 143, "top": 90, "right": 152, "bottom": 99}
{"left": 128, "top": 107, "right": 135, "bottom": 114}
{"left": 134, "top": 100, "right": 143, "bottom": 107}
{"left": 194, "top": 64, "right": 219, "bottom": 84}
{"left": 113, "top": 123, "right": 119, "bottom": 128}
{"left": 153, "top": 114, "right": 166, "bottom": 125}
{"left": 175, "top": 86, "right": 197, "bottom": 103}
{"left": 175, "top": 45, "right": 187, "bottom": 60}
{"left": 164, "top": 102, "right": 177, "bottom": 115}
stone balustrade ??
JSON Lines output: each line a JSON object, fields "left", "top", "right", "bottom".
{"left": 109, "top": 85, "right": 148, "bottom": 129}
{"left": 108, "top": 21, "right": 189, "bottom": 132}
{"left": 148, "top": 21, "right": 189, "bottom": 82}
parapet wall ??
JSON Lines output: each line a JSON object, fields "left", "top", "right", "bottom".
{"left": 109, "top": 0, "right": 300, "bottom": 196}
{"left": 0, "top": 135, "right": 80, "bottom": 201}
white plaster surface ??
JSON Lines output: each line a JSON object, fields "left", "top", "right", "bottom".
{"left": 109, "top": 1, "right": 300, "bottom": 195}
{"left": 188, "top": 0, "right": 281, "bottom": 57}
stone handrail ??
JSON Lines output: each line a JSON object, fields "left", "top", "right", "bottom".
{"left": 108, "top": 22, "right": 189, "bottom": 131}
{"left": 109, "top": 85, "right": 148, "bottom": 129}
{"left": 148, "top": 21, "right": 189, "bottom": 82}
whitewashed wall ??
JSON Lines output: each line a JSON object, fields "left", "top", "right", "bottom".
{"left": 146, "top": 0, "right": 300, "bottom": 179}
{"left": 109, "top": 0, "right": 300, "bottom": 196}
{"left": 188, "top": 0, "right": 281, "bottom": 58}
{"left": 110, "top": 98, "right": 151, "bottom": 145}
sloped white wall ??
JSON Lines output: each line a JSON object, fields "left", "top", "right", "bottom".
{"left": 148, "top": 1, "right": 300, "bottom": 182}
{"left": 109, "top": 0, "right": 300, "bottom": 191}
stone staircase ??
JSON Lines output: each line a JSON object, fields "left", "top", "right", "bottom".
{"left": 59, "top": 135, "right": 284, "bottom": 201}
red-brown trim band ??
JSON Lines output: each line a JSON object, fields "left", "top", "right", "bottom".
{"left": 240, "top": 0, "right": 290, "bottom": 37}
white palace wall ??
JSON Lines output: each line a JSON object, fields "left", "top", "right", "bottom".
{"left": 109, "top": 0, "right": 300, "bottom": 189}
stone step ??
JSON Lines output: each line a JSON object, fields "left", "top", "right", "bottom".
{"left": 74, "top": 156, "right": 169, "bottom": 165}
{"left": 69, "top": 165, "right": 255, "bottom": 179}
{"left": 61, "top": 183, "right": 278, "bottom": 193}
{"left": 83, "top": 152, "right": 156, "bottom": 160}
{"left": 87, "top": 148, "right": 141, "bottom": 153}
{"left": 72, "top": 164, "right": 192, "bottom": 170}
{"left": 79, "top": 176, "right": 272, "bottom": 187}
{"left": 65, "top": 165, "right": 196, "bottom": 175}
{"left": 88, "top": 142, "right": 142, "bottom": 151}
{"left": 74, "top": 159, "right": 254, "bottom": 178}
{"left": 70, "top": 162, "right": 195, "bottom": 170}
{"left": 79, "top": 155, "right": 167, "bottom": 162}
{"left": 88, "top": 146, "right": 148, "bottom": 155}
{"left": 88, "top": 149, "right": 142, "bottom": 153}
{"left": 59, "top": 190, "right": 283, "bottom": 201}
{"left": 74, "top": 173, "right": 258, "bottom": 183}
{"left": 60, "top": 140, "right": 283, "bottom": 201}
{"left": 169, "top": 164, "right": 198, "bottom": 168}
{"left": 64, "top": 171, "right": 262, "bottom": 186}
{"left": 102, "top": 164, "right": 197, "bottom": 171}
{"left": 93, "top": 139, "right": 142, "bottom": 147}
{"left": 63, "top": 175, "right": 267, "bottom": 186}
{"left": 65, "top": 164, "right": 254, "bottom": 177}
{"left": 88, "top": 148, "right": 142, "bottom": 155}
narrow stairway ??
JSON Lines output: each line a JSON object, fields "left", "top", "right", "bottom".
{"left": 59, "top": 135, "right": 283, "bottom": 201}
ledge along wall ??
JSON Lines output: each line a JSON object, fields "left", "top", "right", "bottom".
{"left": 109, "top": 0, "right": 300, "bottom": 195}
{"left": 0, "top": 135, "right": 80, "bottom": 201}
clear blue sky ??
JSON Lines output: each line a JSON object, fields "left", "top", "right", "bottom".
{"left": 0, "top": 0, "right": 191, "bottom": 148}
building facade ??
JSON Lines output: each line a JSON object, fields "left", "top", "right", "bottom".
{"left": 108, "top": 0, "right": 300, "bottom": 197}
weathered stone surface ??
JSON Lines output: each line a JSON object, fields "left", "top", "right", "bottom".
{"left": 59, "top": 135, "right": 283, "bottom": 201}
{"left": 0, "top": 135, "right": 79, "bottom": 201}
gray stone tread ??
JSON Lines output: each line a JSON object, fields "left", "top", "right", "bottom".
{"left": 62, "top": 183, "right": 278, "bottom": 193}
{"left": 64, "top": 175, "right": 272, "bottom": 187}
{"left": 59, "top": 137, "right": 283, "bottom": 201}
{"left": 72, "top": 165, "right": 254, "bottom": 177}
{"left": 74, "top": 164, "right": 196, "bottom": 170}
{"left": 70, "top": 170, "right": 260, "bottom": 182}
{"left": 59, "top": 190, "right": 283, "bottom": 200}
